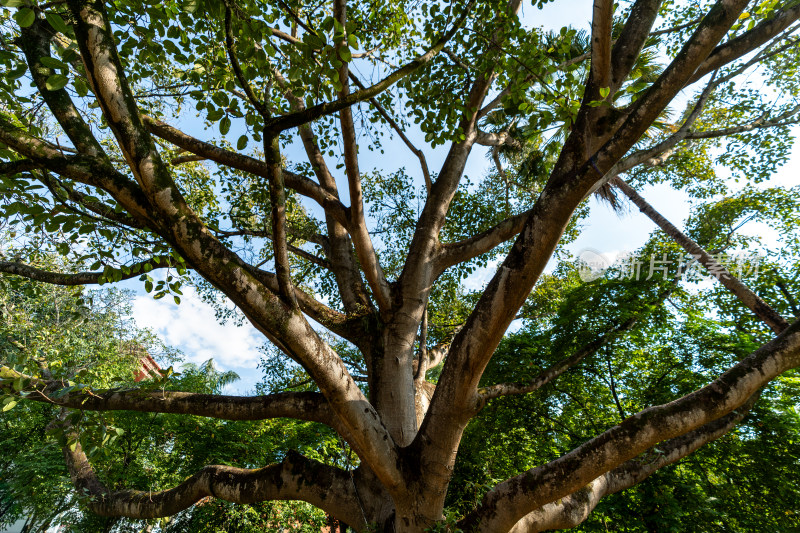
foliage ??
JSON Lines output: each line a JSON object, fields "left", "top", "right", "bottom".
{"left": 1, "top": 0, "right": 800, "bottom": 530}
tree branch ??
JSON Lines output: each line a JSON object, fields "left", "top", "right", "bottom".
{"left": 475, "top": 129, "right": 522, "bottom": 149}
{"left": 591, "top": 0, "right": 614, "bottom": 91}
{"left": 613, "top": 177, "right": 790, "bottom": 334}
{"left": 35, "top": 171, "right": 145, "bottom": 229}
{"left": 0, "top": 117, "right": 155, "bottom": 226}
{"left": 63, "top": 436, "right": 365, "bottom": 528}
{"left": 0, "top": 257, "right": 174, "bottom": 286}
{"left": 262, "top": 1, "right": 475, "bottom": 133}
{"left": 506, "top": 395, "right": 757, "bottom": 532}
{"left": 263, "top": 132, "right": 297, "bottom": 307}
{"left": 18, "top": 18, "right": 106, "bottom": 157}
{"left": 610, "top": 0, "right": 663, "bottom": 92}
{"left": 460, "top": 318, "right": 800, "bottom": 532}
{"left": 348, "top": 75, "right": 432, "bottom": 192}
{"left": 224, "top": 5, "right": 269, "bottom": 116}
{"left": 478, "top": 316, "right": 638, "bottom": 403}
{"left": 1, "top": 368, "right": 339, "bottom": 427}
{"left": 688, "top": 3, "right": 800, "bottom": 85}
{"left": 271, "top": 65, "right": 375, "bottom": 315}
{"left": 435, "top": 210, "right": 531, "bottom": 275}
{"left": 334, "top": 0, "right": 392, "bottom": 313}
{"left": 142, "top": 116, "right": 350, "bottom": 226}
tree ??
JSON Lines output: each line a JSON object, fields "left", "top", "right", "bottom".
{"left": 0, "top": 266, "right": 338, "bottom": 532}
{"left": 1, "top": 0, "right": 800, "bottom": 530}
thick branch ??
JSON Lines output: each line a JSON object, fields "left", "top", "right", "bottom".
{"left": 18, "top": 18, "right": 106, "bottom": 157}
{"left": 63, "top": 438, "right": 365, "bottom": 528}
{"left": 475, "top": 129, "right": 522, "bottom": 150}
{"left": 591, "top": 0, "right": 614, "bottom": 91}
{"left": 1, "top": 369, "right": 337, "bottom": 427}
{"left": 436, "top": 210, "right": 531, "bottom": 274}
{"left": 0, "top": 118, "right": 155, "bottom": 225}
{"left": 65, "top": 1, "right": 402, "bottom": 488}
{"left": 688, "top": 3, "right": 800, "bottom": 85}
{"left": 506, "top": 397, "right": 756, "bottom": 532}
{"left": 461, "top": 318, "right": 800, "bottom": 532}
{"left": 273, "top": 67, "right": 375, "bottom": 315}
{"left": 583, "top": 72, "right": 717, "bottom": 201}
{"left": 421, "top": 1, "right": 755, "bottom": 500}
{"left": 264, "top": 132, "right": 297, "bottom": 306}
{"left": 610, "top": 0, "right": 663, "bottom": 92}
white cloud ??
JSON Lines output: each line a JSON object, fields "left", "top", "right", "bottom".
{"left": 132, "top": 287, "right": 265, "bottom": 374}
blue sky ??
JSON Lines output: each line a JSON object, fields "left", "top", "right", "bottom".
{"left": 123, "top": 0, "right": 800, "bottom": 394}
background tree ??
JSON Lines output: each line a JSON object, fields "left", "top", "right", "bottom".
{"left": 0, "top": 263, "right": 340, "bottom": 532}
{"left": 1, "top": 0, "right": 800, "bottom": 530}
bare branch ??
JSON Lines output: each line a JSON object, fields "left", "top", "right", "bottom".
{"left": 436, "top": 210, "right": 531, "bottom": 274}
{"left": 591, "top": 0, "right": 614, "bottom": 91}
{"left": 478, "top": 316, "right": 638, "bottom": 403}
{"left": 688, "top": 3, "right": 800, "bottom": 85}
{"left": 613, "top": 177, "right": 790, "bottom": 334}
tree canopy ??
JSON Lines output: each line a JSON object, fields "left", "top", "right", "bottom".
{"left": 1, "top": 0, "right": 800, "bottom": 530}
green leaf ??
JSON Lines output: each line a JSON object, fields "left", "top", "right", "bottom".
{"left": 45, "top": 74, "right": 69, "bottom": 91}
{"left": 599, "top": 87, "right": 610, "bottom": 98}
{"left": 2, "top": 400, "right": 18, "bottom": 412}
{"left": 236, "top": 135, "right": 248, "bottom": 150}
{"left": 74, "top": 77, "right": 89, "bottom": 97}
{"left": 15, "top": 8, "right": 36, "bottom": 28}
{"left": 40, "top": 56, "right": 67, "bottom": 70}
{"left": 1, "top": 0, "right": 25, "bottom": 7}
{"left": 8, "top": 64, "right": 27, "bottom": 79}
{"left": 45, "top": 12, "right": 70, "bottom": 34}
{"left": 219, "top": 116, "right": 231, "bottom": 136}
{"left": 338, "top": 46, "right": 352, "bottom": 63}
